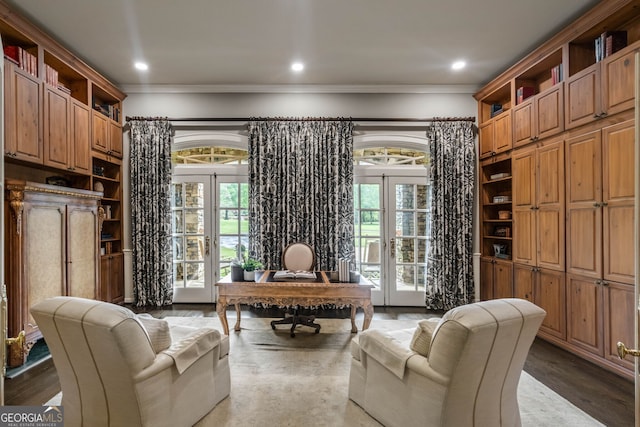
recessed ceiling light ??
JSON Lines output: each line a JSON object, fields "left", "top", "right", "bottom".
{"left": 134, "top": 61, "right": 149, "bottom": 71}
{"left": 451, "top": 60, "right": 466, "bottom": 71}
{"left": 291, "top": 62, "right": 304, "bottom": 72}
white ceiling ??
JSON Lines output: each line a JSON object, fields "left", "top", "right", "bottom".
{"left": 4, "top": 0, "right": 601, "bottom": 92}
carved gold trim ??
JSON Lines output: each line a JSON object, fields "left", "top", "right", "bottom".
{"left": 6, "top": 183, "right": 102, "bottom": 200}
{"left": 98, "top": 206, "right": 106, "bottom": 232}
{"left": 8, "top": 190, "right": 24, "bottom": 235}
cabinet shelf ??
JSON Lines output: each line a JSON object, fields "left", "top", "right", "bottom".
{"left": 484, "top": 219, "right": 512, "bottom": 223}
{"left": 484, "top": 236, "right": 513, "bottom": 241}
{"left": 483, "top": 177, "right": 512, "bottom": 185}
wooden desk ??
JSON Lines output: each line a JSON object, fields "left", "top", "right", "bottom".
{"left": 215, "top": 270, "right": 374, "bottom": 335}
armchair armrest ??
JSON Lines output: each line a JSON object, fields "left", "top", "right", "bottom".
{"left": 162, "top": 328, "right": 222, "bottom": 374}
{"left": 358, "top": 328, "right": 415, "bottom": 379}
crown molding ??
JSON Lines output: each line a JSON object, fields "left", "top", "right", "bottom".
{"left": 120, "top": 84, "right": 479, "bottom": 95}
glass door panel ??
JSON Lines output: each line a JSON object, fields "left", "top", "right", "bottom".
{"left": 217, "top": 180, "right": 249, "bottom": 281}
{"left": 353, "top": 179, "right": 384, "bottom": 305}
{"left": 171, "top": 176, "right": 214, "bottom": 302}
{"left": 388, "top": 177, "right": 429, "bottom": 306}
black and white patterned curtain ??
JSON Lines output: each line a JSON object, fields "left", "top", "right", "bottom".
{"left": 247, "top": 119, "right": 355, "bottom": 271}
{"left": 425, "top": 120, "right": 476, "bottom": 310}
{"left": 129, "top": 119, "right": 173, "bottom": 306}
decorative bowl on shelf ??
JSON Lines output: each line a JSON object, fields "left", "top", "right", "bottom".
{"left": 498, "top": 210, "right": 511, "bottom": 219}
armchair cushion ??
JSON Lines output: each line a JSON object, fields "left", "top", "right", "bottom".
{"left": 136, "top": 314, "right": 172, "bottom": 353}
{"left": 409, "top": 318, "right": 440, "bottom": 357}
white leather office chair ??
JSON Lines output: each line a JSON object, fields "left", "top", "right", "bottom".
{"left": 270, "top": 242, "right": 321, "bottom": 336}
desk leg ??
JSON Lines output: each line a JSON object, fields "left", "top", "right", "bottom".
{"left": 350, "top": 305, "right": 358, "bottom": 333}
{"left": 234, "top": 304, "right": 242, "bottom": 331}
{"left": 362, "top": 301, "right": 374, "bottom": 331}
{"left": 216, "top": 299, "right": 230, "bottom": 335}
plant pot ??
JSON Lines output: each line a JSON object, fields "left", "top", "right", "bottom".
{"left": 243, "top": 270, "right": 255, "bottom": 281}
{"left": 230, "top": 265, "right": 244, "bottom": 282}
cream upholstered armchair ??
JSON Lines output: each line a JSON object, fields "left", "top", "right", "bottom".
{"left": 348, "top": 298, "right": 546, "bottom": 427}
{"left": 31, "top": 297, "right": 230, "bottom": 427}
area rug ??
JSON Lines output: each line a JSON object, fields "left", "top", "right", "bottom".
{"left": 47, "top": 316, "right": 603, "bottom": 426}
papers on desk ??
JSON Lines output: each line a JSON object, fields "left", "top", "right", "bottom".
{"left": 273, "top": 270, "right": 317, "bottom": 280}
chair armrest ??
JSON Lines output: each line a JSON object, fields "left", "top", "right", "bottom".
{"left": 162, "top": 328, "right": 221, "bottom": 374}
{"left": 134, "top": 353, "right": 175, "bottom": 381}
{"left": 359, "top": 328, "right": 415, "bottom": 379}
{"left": 405, "top": 354, "right": 449, "bottom": 386}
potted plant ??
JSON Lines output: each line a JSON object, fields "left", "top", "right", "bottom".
{"left": 242, "top": 256, "right": 263, "bottom": 281}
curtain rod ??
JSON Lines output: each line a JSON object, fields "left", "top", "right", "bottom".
{"left": 125, "top": 116, "right": 476, "bottom": 123}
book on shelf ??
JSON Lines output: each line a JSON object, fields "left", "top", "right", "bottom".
{"left": 273, "top": 270, "right": 317, "bottom": 280}
{"left": 595, "top": 31, "right": 627, "bottom": 62}
{"left": 551, "top": 64, "right": 563, "bottom": 85}
{"left": 4, "top": 45, "right": 37, "bottom": 77}
{"left": 490, "top": 103, "right": 503, "bottom": 118}
{"left": 516, "top": 86, "right": 535, "bottom": 104}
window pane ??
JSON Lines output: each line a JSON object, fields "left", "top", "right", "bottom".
{"left": 185, "top": 183, "right": 204, "bottom": 208}
{"left": 186, "top": 236, "right": 204, "bottom": 261}
{"left": 185, "top": 209, "right": 204, "bottom": 234}
{"left": 416, "top": 184, "right": 428, "bottom": 209}
{"left": 396, "top": 184, "right": 414, "bottom": 209}
{"left": 172, "top": 210, "right": 183, "bottom": 234}
{"left": 172, "top": 183, "right": 183, "bottom": 207}
{"left": 396, "top": 212, "right": 415, "bottom": 236}
{"left": 396, "top": 238, "right": 415, "bottom": 262}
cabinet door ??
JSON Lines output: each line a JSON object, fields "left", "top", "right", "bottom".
{"left": 493, "top": 259, "right": 513, "bottom": 299}
{"left": 566, "top": 274, "right": 603, "bottom": 356}
{"left": 109, "top": 121, "right": 123, "bottom": 158}
{"left": 24, "top": 200, "right": 66, "bottom": 340}
{"left": 70, "top": 100, "right": 91, "bottom": 174}
{"left": 43, "top": 85, "right": 70, "bottom": 170}
{"left": 512, "top": 147, "right": 536, "bottom": 265}
{"left": 536, "top": 140, "right": 564, "bottom": 271}
{"left": 565, "top": 131, "right": 602, "bottom": 278}
{"left": 513, "top": 264, "right": 534, "bottom": 302}
{"left": 493, "top": 110, "right": 512, "bottom": 154}
{"left": 534, "top": 268, "right": 566, "bottom": 340}
{"left": 478, "top": 121, "right": 494, "bottom": 159}
{"left": 565, "top": 65, "right": 600, "bottom": 130}
{"left": 535, "top": 84, "right": 564, "bottom": 140}
{"left": 601, "top": 49, "right": 635, "bottom": 116}
{"left": 512, "top": 100, "right": 534, "bottom": 147}
{"left": 480, "top": 257, "right": 494, "bottom": 300}
{"left": 5, "top": 65, "right": 42, "bottom": 163}
{"left": 92, "top": 111, "right": 109, "bottom": 154}
{"left": 602, "top": 120, "right": 635, "bottom": 284}
{"left": 109, "top": 253, "right": 124, "bottom": 302}
{"left": 603, "top": 281, "right": 634, "bottom": 371}
{"left": 67, "top": 203, "right": 98, "bottom": 299}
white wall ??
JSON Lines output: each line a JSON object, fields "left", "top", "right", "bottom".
{"left": 121, "top": 90, "right": 480, "bottom": 303}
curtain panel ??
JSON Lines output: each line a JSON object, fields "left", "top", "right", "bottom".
{"left": 247, "top": 119, "right": 355, "bottom": 271}
{"left": 129, "top": 119, "right": 174, "bottom": 306}
{"left": 425, "top": 120, "right": 476, "bottom": 310}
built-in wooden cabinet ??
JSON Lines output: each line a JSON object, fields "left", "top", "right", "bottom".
{"left": 475, "top": 0, "right": 638, "bottom": 378}
{"left": 0, "top": 1, "right": 127, "bottom": 321}
{"left": 479, "top": 110, "right": 512, "bottom": 159}
{"left": 565, "top": 119, "right": 635, "bottom": 284}
{"left": 101, "top": 252, "right": 124, "bottom": 303}
{"left": 480, "top": 257, "right": 513, "bottom": 301}
{"left": 513, "top": 84, "right": 564, "bottom": 147}
{"left": 4, "top": 61, "right": 42, "bottom": 163}
{"left": 534, "top": 268, "right": 566, "bottom": 341}
{"left": 512, "top": 138, "right": 564, "bottom": 271}
{"left": 4, "top": 181, "right": 101, "bottom": 367}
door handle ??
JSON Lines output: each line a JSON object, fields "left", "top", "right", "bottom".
{"left": 205, "top": 236, "right": 211, "bottom": 256}
{"left": 616, "top": 342, "right": 640, "bottom": 360}
{"left": 390, "top": 238, "right": 395, "bottom": 259}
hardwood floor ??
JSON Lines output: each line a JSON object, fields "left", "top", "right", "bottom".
{"left": 4, "top": 304, "right": 634, "bottom": 426}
